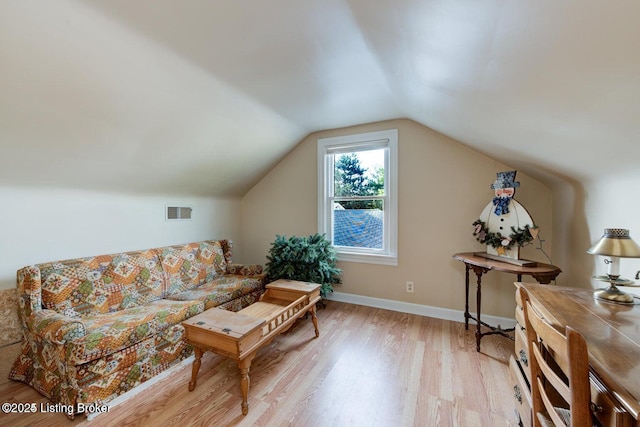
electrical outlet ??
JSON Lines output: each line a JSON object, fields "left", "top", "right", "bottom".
{"left": 406, "top": 281, "right": 414, "bottom": 293}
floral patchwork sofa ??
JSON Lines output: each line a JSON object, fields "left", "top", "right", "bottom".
{"left": 9, "top": 239, "right": 265, "bottom": 417}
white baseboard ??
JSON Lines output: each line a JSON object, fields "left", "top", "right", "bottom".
{"left": 324, "top": 291, "right": 516, "bottom": 329}
{"left": 87, "top": 355, "right": 195, "bottom": 421}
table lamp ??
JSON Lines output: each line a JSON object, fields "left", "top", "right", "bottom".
{"left": 587, "top": 228, "right": 640, "bottom": 304}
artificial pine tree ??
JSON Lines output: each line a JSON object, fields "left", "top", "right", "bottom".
{"left": 265, "top": 233, "right": 342, "bottom": 298}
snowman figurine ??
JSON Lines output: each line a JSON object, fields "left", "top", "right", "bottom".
{"left": 476, "top": 171, "right": 536, "bottom": 259}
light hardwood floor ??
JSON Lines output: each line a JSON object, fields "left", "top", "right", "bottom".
{"left": 0, "top": 301, "right": 518, "bottom": 427}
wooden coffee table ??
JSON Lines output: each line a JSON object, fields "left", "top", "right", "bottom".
{"left": 182, "top": 279, "right": 321, "bottom": 415}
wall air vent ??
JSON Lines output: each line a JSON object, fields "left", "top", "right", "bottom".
{"left": 166, "top": 206, "right": 192, "bottom": 221}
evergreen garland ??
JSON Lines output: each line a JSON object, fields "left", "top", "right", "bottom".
{"left": 472, "top": 219, "right": 534, "bottom": 250}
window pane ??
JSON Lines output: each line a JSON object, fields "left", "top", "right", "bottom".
{"left": 333, "top": 149, "right": 384, "bottom": 197}
{"left": 333, "top": 201, "right": 384, "bottom": 249}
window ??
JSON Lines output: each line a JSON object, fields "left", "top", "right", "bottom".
{"left": 317, "top": 129, "right": 398, "bottom": 265}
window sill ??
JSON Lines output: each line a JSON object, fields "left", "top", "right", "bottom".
{"left": 336, "top": 252, "right": 398, "bottom": 266}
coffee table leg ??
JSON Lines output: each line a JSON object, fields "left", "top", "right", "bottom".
{"left": 189, "top": 346, "right": 203, "bottom": 391}
{"left": 238, "top": 354, "right": 256, "bottom": 415}
{"left": 310, "top": 304, "right": 320, "bottom": 338}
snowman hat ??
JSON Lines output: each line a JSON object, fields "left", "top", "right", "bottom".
{"left": 491, "top": 170, "right": 520, "bottom": 189}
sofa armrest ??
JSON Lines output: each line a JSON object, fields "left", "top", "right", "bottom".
{"left": 27, "top": 309, "right": 86, "bottom": 345}
{"left": 16, "top": 266, "right": 43, "bottom": 323}
{"left": 226, "top": 263, "right": 264, "bottom": 276}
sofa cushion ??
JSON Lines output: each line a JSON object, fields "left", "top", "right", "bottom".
{"left": 202, "top": 240, "right": 228, "bottom": 275}
{"left": 74, "top": 322, "right": 190, "bottom": 382}
{"left": 158, "top": 241, "right": 227, "bottom": 296}
{"left": 74, "top": 329, "right": 193, "bottom": 405}
{"left": 68, "top": 299, "right": 203, "bottom": 365}
{"left": 165, "top": 275, "right": 263, "bottom": 310}
{"left": 39, "top": 250, "right": 165, "bottom": 317}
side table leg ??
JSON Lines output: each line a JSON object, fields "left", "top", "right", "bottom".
{"left": 189, "top": 346, "right": 203, "bottom": 391}
{"left": 469, "top": 265, "right": 489, "bottom": 352}
{"left": 464, "top": 264, "right": 470, "bottom": 330}
{"left": 475, "top": 272, "right": 482, "bottom": 352}
{"left": 310, "top": 304, "right": 320, "bottom": 338}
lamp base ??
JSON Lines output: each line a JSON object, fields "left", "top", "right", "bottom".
{"left": 593, "top": 285, "right": 635, "bottom": 305}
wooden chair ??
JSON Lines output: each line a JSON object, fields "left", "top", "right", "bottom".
{"left": 519, "top": 287, "right": 593, "bottom": 427}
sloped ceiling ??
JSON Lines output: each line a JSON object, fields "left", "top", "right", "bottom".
{"left": 2, "top": 0, "right": 639, "bottom": 196}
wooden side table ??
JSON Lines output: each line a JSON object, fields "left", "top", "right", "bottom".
{"left": 452, "top": 252, "right": 561, "bottom": 352}
{"left": 182, "top": 279, "right": 321, "bottom": 415}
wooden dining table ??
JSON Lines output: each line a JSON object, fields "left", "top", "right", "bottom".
{"left": 519, "top": 282, "right": 640, "bottom": 425}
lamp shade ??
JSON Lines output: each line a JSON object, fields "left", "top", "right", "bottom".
{"left": 587, "top": 228, "right": 640, "bottom": 258}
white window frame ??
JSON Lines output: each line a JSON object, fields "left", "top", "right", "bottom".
{"left": 317, "top": 129, "right": 398, "bottom": 266}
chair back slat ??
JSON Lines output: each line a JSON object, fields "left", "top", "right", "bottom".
{"left": 525, "top": 299, "right": 570, "bottom": 372}
{"left": 519, "top": 287, "right": 592, "bottom": 427}
{"left": 531, "top": 342, "right": 571, "bottom": 403}
{"left": 536, "top": 376, "right": 569, "bottom": 427}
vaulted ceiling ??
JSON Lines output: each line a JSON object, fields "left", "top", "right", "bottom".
{"left": 2, "top": 0, "right": 639, "bottom": 196}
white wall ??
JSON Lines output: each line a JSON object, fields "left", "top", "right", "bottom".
{"left": 544, "top": 176, "right": 590, "bottom": 287}
{"left": 241, "top": 119, "right": 554, "bottom": 318}
{"left": 0, "top": 186, "right": 241, "bottom": 290}
{"left": 578, "top": 175, "right": 640, "bottom": 295}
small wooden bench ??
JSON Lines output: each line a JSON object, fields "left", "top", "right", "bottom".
{"left": 182, "top": 279, "right": 321, "bottom": 415}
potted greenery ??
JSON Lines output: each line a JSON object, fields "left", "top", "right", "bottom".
{"left": 265, "top": 233, "right": 342, "bottom": 299}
